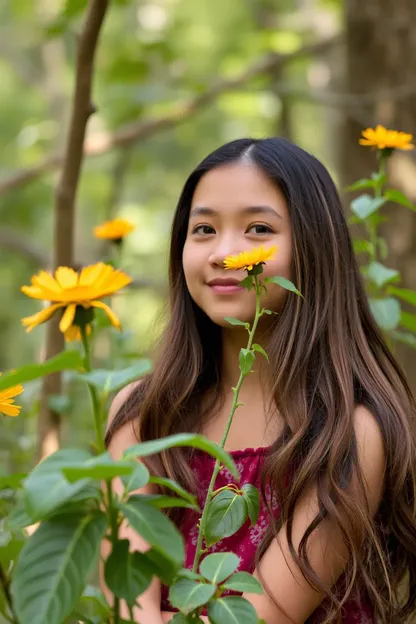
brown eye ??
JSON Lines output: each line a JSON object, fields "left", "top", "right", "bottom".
{"left": 192, "top": 225, "right": 215, "bottom": 235}
{"left": 248, "top": 224, "right": 274, "bottom": 234}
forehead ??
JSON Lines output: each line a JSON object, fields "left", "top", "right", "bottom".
{"left": 191, "top": 162, "right": 288, "bottom": 216}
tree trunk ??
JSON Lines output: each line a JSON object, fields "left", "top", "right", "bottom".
{"left": 340, "top": 0, "right": 416, "bottom": 393}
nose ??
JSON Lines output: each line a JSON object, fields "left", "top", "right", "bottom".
{"left": 208, "top": 237, "right": 242, "bottom": 269}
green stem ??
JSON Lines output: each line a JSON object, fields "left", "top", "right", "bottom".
{"left": 80, "top": 325, "right": 120, "bottom": 624}
{"left": 367, "top": 153, "right": 387, "bottom": 264}
{"left": 192, "top": 275, "right": 262, "bottom": 573}
{"left": 0, "top": 563, "right": 16, "bottom": 623}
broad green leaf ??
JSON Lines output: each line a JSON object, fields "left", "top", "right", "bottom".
{"left": 241, "top": 484, "right": 260, "bottom": 526}
{"left": 252, "top": 343, "right": 268, "bottom": 362}
{"left": 148, "top": 476, "right": 197, "bottom": 506}
{"left": 104, "top": 540, "right": 153, "bottom": 606}
{"left": 144, "top": 548, "right": 179, "bottom": 585}
{"left": 62, "top": 452, "right": 135, "bottom": 482}
{"left": 138, "top": 494, "right": 199, "bottom": 511}
{"left": 346, "top": 178, "right": 374, "bottom": 192}
{"left": 118, "top": 498, "right": 184, "bottom": 566}
{"left": 11, "top": 511, "right": 107, "bottom": 624}
{"left": 369, "top": 298, "right": 401, "bottom": 331}
{"left": 0, "top": 533, "right": 25, "bottom": 566}
{"left": 177, "top": 568, "right": 203, "bottom": 581}
{"left": 0, "top": 351, "right": 83, "bottom": 391}
{"left": 367, "top": 262, "right": 399, "bottom": 288}
{"left": 200, "top": 552, "right": 239, "bottom": 584}
{"left": 400, "top": 311, "right": 416, "bottom": 333}
{"left": 23, "top": 449, "right": 100, "bottom": 522}
{"left": 208, "top": 596, "right": 258, "bottom": 624}
{"left": 239, "top": 348, "right": 255, "bottom": 375}
{"left": 121, "top": 462, "right": 150, "bottom": 492}
{"left": 6, "top": 494, "right": 33, "bottom": 530}
{"left": 75, "top": 360, "right": 151, "bottom": 394}
{"left": 74, "top": 585, "right": 111, "bottom": 620}
{"left": 221, "top": 571, "right": 263, "bottom": 594}
{"left": 169, "top": 579, "right": 215, "bottom": 613}
{"left": 265, "top": 276, "right": 303, "bottom": 297}
{"left": 124, "top": 433, "right": 239, "bottom": 480}
{"left": 224, "top": 317, "right": 249, "bottom": 329}
{"left": 350, "top": 194, "right": 386, "bottom": 220}
{"left": 384, "top": 188, "right": 416, "bottom": 211}
{"left": 205, "top": 490, "right": 248, "bottom": 546}
{"left": 387, "top": 286, "right": 416, "bottom": 307}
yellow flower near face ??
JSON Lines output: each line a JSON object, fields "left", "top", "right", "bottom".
{"left": 21, "top": 263, "right": 132, "bottom": 336}
{"left": 0, "top": 374, "right": 23, "bottom": 417}
{"left": 94, "top": 218, "right": 135, "bottom": 241}
{"left": 223, "top": 245, "right": 277, "bottom": 271}
{"left": 359, "top": 125, "right": 414, "bottom": 151}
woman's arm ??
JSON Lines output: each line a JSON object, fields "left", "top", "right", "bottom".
{"left": 100, "top": 384, "right": 165, "bottom": 624}
{"left": 243, "top": 405, "right": 386, "bottom": 624}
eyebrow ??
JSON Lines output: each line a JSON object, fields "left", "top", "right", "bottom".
{"left": 189, "top": 205, "right": 282, "bottom": 219}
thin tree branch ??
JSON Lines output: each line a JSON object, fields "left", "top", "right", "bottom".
{"left": 0, "top": 35, "right": 341, "bottom": 196}
{"left": 37, "top": 0, "right": 109, "bottom": 461}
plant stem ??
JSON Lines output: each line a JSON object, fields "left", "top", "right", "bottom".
{"left": 192, "top": 275, "right": 262, "bottom": 573}
{"left": 0, "top": 563, "right": 16, "bottom": 623}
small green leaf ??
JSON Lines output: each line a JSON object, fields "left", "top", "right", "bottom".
{"left": 0, "top": 472, "right": 26, "bottom": 489}
{"left": 350, "top": 194, "right": 386, "bottom": 220}
{"left": 346, "top": 178, "right": 374, "bottom": 192}
{"left": 171, "top": 613, "right": 204, "bottom": 623}
{"left": 205, "top": 490, "right": 248, "bottom": 546}
{"left": 238, "top": 276, "right": 253, "bottom": 291}
{"left": 384, "top": 188, "right": 416, "bottom": 211}
{"left": 224, "top": 317, "right": 249, "bottom": 329}
{"left": 390, "top": 330, "right": 416, "bottom": 348}
{"left": 241, "top": 484, "right": 260, "bottom": 526}
{"left": 74, "top": 360, "right": 152, "bottom": 394}
{"left": 104, "top": 540, "right": 153, "bottom": 606}
{"left": 62, "top": 452, "right": 135, "bottom": 482}
{"left": 353, "top": 239, "right": 374, "bottom": 255}
{"left": 369, "top": 298, "right": 401, "bottom": 331}
{"left": 252, "top": 343, "right": 268, "bottom": 362}
{"left": 124, "top": 434, "right": 239, "bottom": 480}
{"left": 74, "top": 585, "right": 111, "bottom": 620}
{"left": 239, "top": 349, "right": 255, "bottom": 375}
{"left": 387, "top": 286, "right": 416, "bottom": 307}
{"left": 261, "top": 309, "right": 275, "bottom": 315}
{"left": 0, "top": 351, "right": 84, "bottom": 391}
{"left": 169, "top": 579, "right": 215, "bottom": 613}
{"left": 148, "top": 476, "right": 197, "bottom": 506}
{"left": 400, "top": 311, "right": 416, "bottom": 333}
{"left": 200, "top": 552, "right": 240, "bottom": 584}
{"left": 121, "top": 462, "right": 150, "bottom": 493}
{"left": 137, "top": 494, "right": 199, "bottom": 511}
{"left": 47, "top": 394, "right": 72, "bottom": 415}
{"left": 208, "top": 596, "right": 258, "bottom": 624}
{"left": 177, "top": 568, "right": 203, "bottom": 581}
{"left": 367, "top": 262, "right": 400, "bottom": 288}
{"left": 265, "top": 276, "right": 303, "bottom": 297}
{"left": 221, "top": 571, "right": 263, "bottom": 594}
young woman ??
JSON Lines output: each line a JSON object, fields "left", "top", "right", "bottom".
{"left": 103, "top": 138, "right": 416, "bottom": 623}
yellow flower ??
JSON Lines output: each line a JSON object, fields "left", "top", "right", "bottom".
{"left": 21, "top": 263, "right": 132, "bottom": 335}
{"left": 0, "top": 374, "right": 23, "bottom": 417}
{"left": 224, "top": 245, "right": 277, "bottom": 271}
{"left": 94, "top": 218, "right": 135, "bottom": 241}
{"left": 64, "top": 323, "right": 92, "bottom": 342}
{"left": 359, "top": 125, "right": 414, "bottom": 151}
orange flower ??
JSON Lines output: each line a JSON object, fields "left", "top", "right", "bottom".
{"left": 359, "top": 125, "right": 414, "bottom": 151}
{"left": 224, "top": 245, "right": 277, "bottom": 272}
{"left": 94, "top": 218, "right": 135, "bottom": 241}
{"left": 0, "top": 374, "right": 23, "bottom": 417}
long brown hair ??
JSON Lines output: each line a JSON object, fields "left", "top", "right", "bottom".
{"left": 106, "top": 138, "right": 416, "bottom": 623}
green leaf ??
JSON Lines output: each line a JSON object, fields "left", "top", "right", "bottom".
{"left": 75, "top": 360, "right": 152, "bottom": 394}
{"left": 169, "top": 579, "right": 215, "bottom": 613}
{"left": 239, "top": 348, "right": 255, "bottom": 375}
{"left": 144, "top": 548, "right": 179, "bottom": 585}
{"left": 353, "top": 239, "right": 374, "bottom": 255}
{"left": 118, "top": 498, "right": 184, "bottom": 566}
{"left": 148, "top": 476, "right": 197, "bottom": 506}
{"left": 47, "top": 394, "right": 73, "bottom": 415}
{"left": 346, "top": 178, "right": 374, "bottom": 192}
{"left": 23, "top": 449, "right": 100, "bottom": 522}
{"left": 0, "top": 472, "right": 26, "bottom": 489}
{"left": 241, "top": 484, "right": 260, "bottom": 526}
{"left": 0, "top": 533, "right": 25, "bottom": 567}
{"left": 262, "top": 309, "right": 275, "bottom": 315}
{"left": 390, "top": 330, "right": 416, "bottom": 348}
{"left": 400, "top": 311, "right": 416, "bottom": 333}
{"left": 137, "top": 494, "right": 199, "bottom": 511}
{"left": 121, "top": 462, "right": 150, "bottom": 493}
{"left": 367, "top": 262, "right": 400, "bottom": 288}
{"left": 384, "top": 188, "right": 416, "bottom": 211}
{"left": 11, "top": 511, "right": 107, "bottom": 624}
{"left": 200, "top": 552, "right": 240, "bottom": 584}
{"left": 387, "top": 286, "right": 416, "bottom": 307}
{"left": 369, "top": 298, "right": 401, "bottom": 331}
{"left": 221, "top": 571, "right": 263, "bottom": 594}
{"left": 124, "top": 433, "right": 239, "bottom": 480}
{"left": 177, "top": 568, "right": 203, "bottom": 581}
{"left": 0, "top": 351, "right": 84, "bottom": 391}
{"left": 350, "top": 194, "right": 386, "bottom": 220}
{"left": 238, "top": 276, "right": 253, "bottom": 291}
{"left": 205, "top": 491, "right": 248, "bottom": 546}
{"left": 171, "top": 613, "right": 204, "bottom": 623}
{"left": 208, "top": 596, "right": 258, "bottom": 624}
{"left": 252, "top": 343, "right": 268, "bottom": 362}
{"left": 62, "top": 452, "right": 135, "bottom": 482}
{"left": 265, "top": 276, "right": 303, "bottom": 297}
{"left": 104, "top": 540, "right": 153, "bottom": 606}
{"left": 74, "top": 585, "right": 111, "bottom": 620}
{"left": 224, "top": 317, "right": 249, "bottom": 329}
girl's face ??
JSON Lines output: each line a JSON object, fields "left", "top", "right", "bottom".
{"left": 182, "top": 161, "right": 292, "bottom": 327}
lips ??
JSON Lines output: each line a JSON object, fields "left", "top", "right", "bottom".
{"left": 207, "top": 277, "right": 245, "bottom": 294}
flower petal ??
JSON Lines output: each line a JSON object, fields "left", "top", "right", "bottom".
{"left": 91, "top": 301, "right": 121, "bottom": 329}
{"left": 0, "top": 385, "right": 24, "bottom": 401}
{"left": 59, "top": 303, "right": 77, "bottom": 333}
{"left": 0, "top": 401, "right": 21, "bottom": 417}
{"left": 55, "top": 267, "right": 78, "bottom": 289}
{"left": 64, "top": 323, "right": 92, "bottom": 342}
{"left": 79, "top": 263, "right": 106, "bottom": 287}
{"left": 33, "top": 271, "right": 63, "bottom": 294}
{"left": 21, "top": 303, "right": 65, "bottom": 332}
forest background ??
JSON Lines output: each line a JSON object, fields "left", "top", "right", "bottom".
{"left": 1, "top": 0, "right": 416, "bottom": 478}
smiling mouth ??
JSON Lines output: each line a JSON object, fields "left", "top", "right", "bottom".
{"left": 208, "top": 283, "right": 245, "bottom": 294}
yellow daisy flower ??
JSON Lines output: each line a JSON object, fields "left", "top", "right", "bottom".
{"left": 94, "top": 218, "right": 135, "bottom": 241}
{"left": 0, "top": 374, "right": 23, "bottom": 417}
{"left": 224, "top": 245, "right": 277, "bottom": 272}
{"left": 21, "top": 263, "right": 132, "bottom": 335}
{"left": 359, "top": 125, "right": 414, "bottom": 151}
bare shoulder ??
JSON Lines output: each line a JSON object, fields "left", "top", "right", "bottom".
{"left": 353, "top": 404, "right": 386, "bottom": 512}
{"left": 106, "top": 380, "right": 143, "bottom": 458}
{"left": 107, "top": 380, "right": 142, "bottom": 424}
